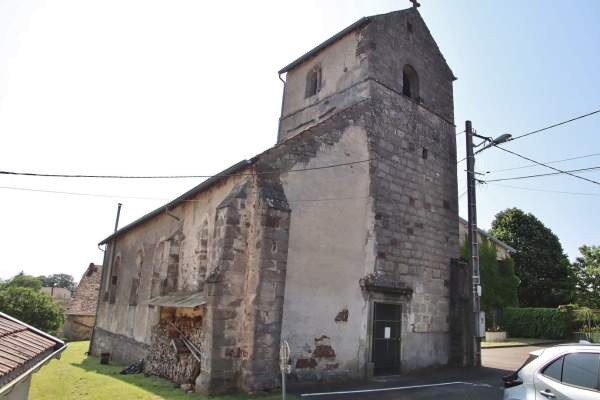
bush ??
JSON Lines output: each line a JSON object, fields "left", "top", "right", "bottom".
{"left": 0, "top": 286, "right": 65, "bottom": 335}
{"left": 505, "top": 307, "right": 571, "bottom": 340}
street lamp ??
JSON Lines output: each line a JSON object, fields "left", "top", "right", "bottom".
{"left": 465, "top": 121, "right": 511, "bottom": 367}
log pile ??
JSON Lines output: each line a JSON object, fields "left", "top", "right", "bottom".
{"left": 146, "top": 315, "right": 202, "bottom": 384}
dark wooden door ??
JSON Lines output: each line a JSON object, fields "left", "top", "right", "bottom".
{"left": 372, "top": 303, "right": 402, "bottom": 375}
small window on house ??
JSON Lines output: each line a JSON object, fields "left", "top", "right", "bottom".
{"left": 407, "top": 22, "right": 413, "bottom": 34}
{"left": 422, "top": 148, "right": 428, "bottom": 159}
{"left": 402, "top": 64, "right": 420, "bottom": 102}
{"left": 306, "top": 65, "right": 322, "bottom": 97}
{"left": 497, "top": 260, "right": 507, "bottom": 277}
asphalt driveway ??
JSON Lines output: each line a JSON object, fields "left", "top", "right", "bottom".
{"left": 286, "top": 344, "right": 551, "bottom": 400}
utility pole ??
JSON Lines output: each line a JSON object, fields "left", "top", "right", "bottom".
{"left": 465, "top": 121, "right": 482, "bottom": 367}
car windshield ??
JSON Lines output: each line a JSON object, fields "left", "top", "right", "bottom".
{"left": 502, "top": 353, "right": 540, "bottom": 387}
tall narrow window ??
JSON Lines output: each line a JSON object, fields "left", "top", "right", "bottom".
{"left": 129, "top": 250, "right": 143, "bottom": 306}
{"left": 402, "top": 64, "right": 420, "bottom": 102}
{"left": 109, "top": 255, "right": 121, "bottom": 304}
{"left": 306, "top": 65, "right": 322, "bottom": 97}
{"left": 151, "top": 242, "right": 165, "bottom": 298}
{"left": 198, "top": 219, "right": 209, "bottom": 282}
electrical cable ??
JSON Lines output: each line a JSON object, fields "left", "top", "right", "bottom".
{"left": 457, "top": 109, "right": 600, "bottom": 165}
{"left": 485, "top": 166, "right": 600, "bottom": 183}
{"left": 0, "top": 149, "right": 404, "bottom": 179}
{"left": 485, "top": 183, "right": 600, "bottom": 197}
{"left": 494, "top": 147, "right": 600, "bottom": 186}
{"left": 508, "top": 109, "right": 600, "bottom": 142}
{"left": 487, "top": 152, "right": 600, "bottom": 173}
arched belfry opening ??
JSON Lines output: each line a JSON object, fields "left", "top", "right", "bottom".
{"left": 402, "top": 64, "right": 420, "bottom": 102}
{"left": 306, "top": 64, "right": 322, "bottom": 98}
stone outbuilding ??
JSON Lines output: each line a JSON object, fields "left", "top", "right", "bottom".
{"left": 91, "top": 8, "right": 463, "bottom": 394}
{"left": 62, "top": 263, "right": 102, "bottom": 341}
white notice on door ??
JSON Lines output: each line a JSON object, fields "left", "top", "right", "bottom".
{"left": 384, "top": 327, "right": 391, "bottom": 339}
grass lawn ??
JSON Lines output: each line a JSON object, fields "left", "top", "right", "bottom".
{"left": 30, "top": 341, "right": 296, "bottom": 400}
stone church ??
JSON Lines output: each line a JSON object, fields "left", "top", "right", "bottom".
{"left": 90, "top": 7, "right": 460, "bottom": 394}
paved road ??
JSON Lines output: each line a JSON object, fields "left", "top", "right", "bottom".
{"left": 482, "top": 344, "right": 545, "bottom": 370}
{"left": 287, "top": 344, "right": 553, "bottom": 400}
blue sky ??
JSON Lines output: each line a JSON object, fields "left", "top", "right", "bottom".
{"left": 1, "top": 0, "right": 599, "bottom": 281}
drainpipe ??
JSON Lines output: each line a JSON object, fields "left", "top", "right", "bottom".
{"left": 88, "top": 203, "right": 122, "bottom": 355}
{"left": 276, "top": 72, "right": 286, "bottom": 143}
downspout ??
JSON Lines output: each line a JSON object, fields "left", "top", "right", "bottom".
{"left": 276, "top": 72, "right": 286, "bottom": 143}
{"left": 88, "top": 203, "right": 122, "bottom": 355}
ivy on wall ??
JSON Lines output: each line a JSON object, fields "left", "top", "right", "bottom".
{"left": 460, "top": 236, "right": 519, "bottom": 328}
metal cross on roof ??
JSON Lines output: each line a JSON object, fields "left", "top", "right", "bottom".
{"left": 410, "top": 0, "right": 421, "bottom": 8}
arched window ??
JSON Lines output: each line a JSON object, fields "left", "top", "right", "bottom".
{"left": 306, "top": 64, "right": 322, "bottom": 97}
{"left": 129, "top": 250, "right": 143, "bottom": 306}
{"left": 151, "top": 242, "right": 165, "bottom": 298}
{"left": 198, "top": 219, "right": 209, "bottom": 282}
{"left": 402, "top": 64, "right": 420, "bottom": 102}
{"left": 109, "top": 255, "right": 121, "bottom": 304}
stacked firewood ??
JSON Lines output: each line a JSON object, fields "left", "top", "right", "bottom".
{"left": 146, "top": 315, "right": 202, "bottom": 384}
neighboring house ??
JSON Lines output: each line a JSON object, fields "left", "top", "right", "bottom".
{"left": 458, "top": 217, "right": 516, "bottom": 260}
{"left": 91, "top": 8, "right": 462, "bottom": 394}
{"left": 62, "top": 263, "right": 102, "bottom": 341}
{"left": 0, "top": 312, "right": 66, "bottom": 399}
{"left": 40, "top": 287, "right": 71, "bottom": 307}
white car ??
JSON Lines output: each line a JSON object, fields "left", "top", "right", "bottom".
{"left": 503, "top": 342, "right": 600, "bottom": 399}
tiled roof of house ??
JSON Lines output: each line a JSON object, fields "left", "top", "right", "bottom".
{"left": 66, "top": 263, "right": 102, "bottom": 316}
{"left": 0, "top": 312, "right": 66, "bottom": 395}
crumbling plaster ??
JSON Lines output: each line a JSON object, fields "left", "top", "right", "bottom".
{"left": 278, "top": 124, "right": 374, "bottom": 380}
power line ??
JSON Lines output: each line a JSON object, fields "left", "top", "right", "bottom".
{"left": 487, "top": 152, "right": 600, "bottom": 173}
{"left": 485, "top": 182, "right": 600, "bottom": 197}
{"left": 457, "top": 109, "right": 600, "bottom": 165}
{"left": 0, "top": 184, "right": 372, "bottom": 204}
{"left": 0, "top": 185, "right": 173, "bottom": 200}
{"left": 0, "top": 150, "right": 403, "bottom": 179}
{"left": 485, "top": 166, "right": 600, "bottom": 183}
{"left": 494, "top": 147, "right": 600, "bottom": 186}
{"left": 508, "top": 109, "right": 600, "bottom": 142}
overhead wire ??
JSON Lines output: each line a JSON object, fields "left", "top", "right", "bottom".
{"left": 508, "top": 109, "right": 600, "bottom": 142}
{"left": 487, "top": 152, "right": 600, "bottom": 173}
{"left": 493, "top": 147, "right": 600, "bottom": 186}
{"left": 0, "top": 148, "right": 403, "bottom": 179}
{"left": 485, "top": 166, "right": 600, "bottom": 183}
{"left": 485, "top": 183, "right": 600, "bottom": 197}
{"left": 0, "top": 147, "right": 408, "bottom": 201}
{"left": 456, "top": 108, "right": 600, "bottom": 164}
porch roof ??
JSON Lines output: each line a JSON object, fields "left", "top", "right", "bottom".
{"left": 146, "top": 292, "right": 206, "bottom": 308}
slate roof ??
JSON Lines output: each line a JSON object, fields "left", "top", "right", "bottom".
{"left": 0, "top": 312, "right": 66, "bottom": 395}
{"left": 66, "top": 263, "right": 102, "bottom": 316}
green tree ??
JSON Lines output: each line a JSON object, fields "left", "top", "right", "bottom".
{"left": 36, "top": 273, "right": 76, "bottom": 292}
{"left": 490, "top": 207, "right": 576, "bottom": 308}
{"left": 0, "top": 286, "right": 65, "bottom": 335}
{"left": 0, "top": 274, "right": 43, "bottom": 291}
{"left": 460, "top": 236, "right": 519, "bottom": 327}
{"left": 573, "top": 245, "right": 600, "bottom": 308}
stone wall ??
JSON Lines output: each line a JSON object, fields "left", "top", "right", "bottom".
{"left": 365, "top": 82, "right": 458, "bottom": 368}
{"left": 362, "top": 9, "right": 455, "bottom": 124}
{"left": 90, "top": 326, "right": 150, "bottom": 366}
{"left": 197, "top": 177, "right": 290, "bottom": 394}
{"left": 62, "top": 315, "right": 95, "bottom": 341}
